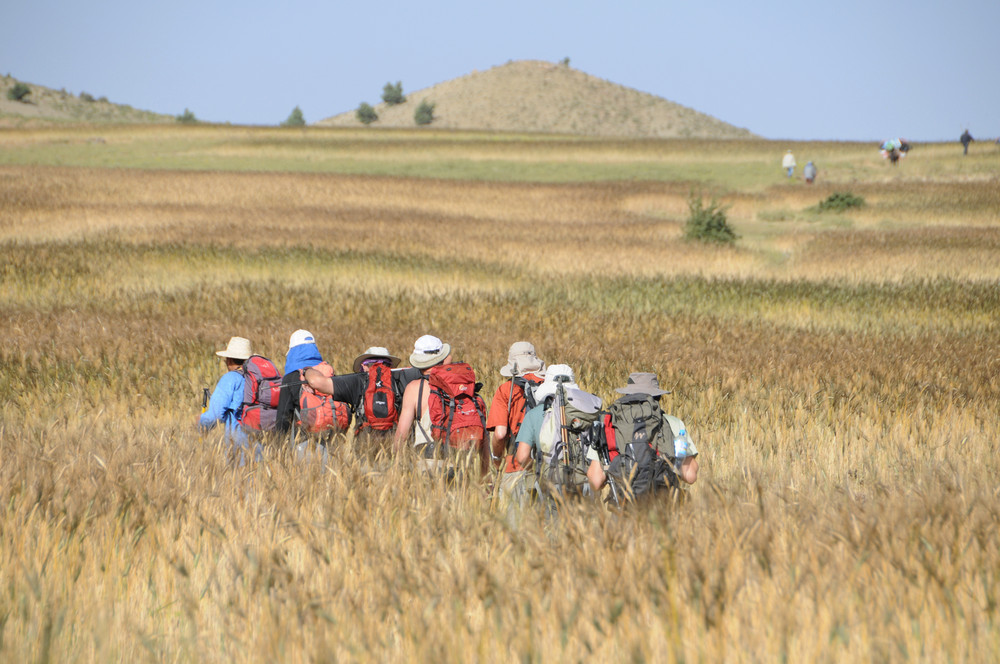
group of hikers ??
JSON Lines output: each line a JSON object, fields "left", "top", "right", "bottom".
{"left": 199, "top": 331, "right": 700, "bottom": 511}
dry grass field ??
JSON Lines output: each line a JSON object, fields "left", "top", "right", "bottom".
{"left": 1, "top": 126, "right": 999, "bottom": 662}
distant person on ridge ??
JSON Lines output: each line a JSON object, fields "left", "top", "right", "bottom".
{"left": 960, "top": 129, "right": 973, "bottom": 155}
{"left": 803, "top": 161, "right": 817, "bottom": 184}
{"left": 782, "top": 150, "right": 797, "bottom": 178}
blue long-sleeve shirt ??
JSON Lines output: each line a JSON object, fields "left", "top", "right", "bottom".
{"left": 199, "top": 370, "right": 247, "bottom": 444}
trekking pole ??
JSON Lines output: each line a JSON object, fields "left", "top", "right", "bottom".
{"left": 555, "top": 377, "right": 572, "bottom": 488}
{"left": 504, "top": 361, "right": 518, "bottom": 456}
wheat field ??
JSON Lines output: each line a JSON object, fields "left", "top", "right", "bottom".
{"left": 1, "top": 127, "right": 999, "bottom": 662}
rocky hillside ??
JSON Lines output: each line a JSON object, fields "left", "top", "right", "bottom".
{"left": 317, "top": 60, "right": 755, "bottom": 139}
{"left": 0, "top": 75, "right": 172, "bottom": 126}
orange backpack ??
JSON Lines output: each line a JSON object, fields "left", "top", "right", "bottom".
{"left": 427, "top": 363, "right": 487, "bottom": 449}
{"left": 296, "top": 362, "right": 351, "bottom": 433}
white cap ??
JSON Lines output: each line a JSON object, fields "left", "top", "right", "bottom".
{"left": 289, "top": 329, "right": 315, "bottom": 349}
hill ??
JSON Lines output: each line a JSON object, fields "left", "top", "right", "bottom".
{"left": 316, "top": 60, "right": 755, "bottom": 139}
{"left": 0, "top": 75, "right": 173, "bottom": 126}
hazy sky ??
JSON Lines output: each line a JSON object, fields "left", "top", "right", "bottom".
{"left": 4, "top": 0, "right": 998, "bottom": 141}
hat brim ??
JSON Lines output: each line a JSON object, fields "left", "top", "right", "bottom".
{"left": 614, "top": 385, "right": 671, "bottom": 396}
{"left": 216, "top": 349, "right": 251, "bottom": 360}
{"left": 499, "top": 356, "right": 545, "bottom": 377}
{"left": 353, "top": 353, "right": 401, "bottom": 373}
{"left": 409, "top": 343, "right": 452, "bottom": 370}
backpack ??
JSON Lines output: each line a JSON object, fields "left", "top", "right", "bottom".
{"left": 508, "top": 374, "right": 542, "bottom": 438}
{"left": 356, "top": 363, "right": 399, "bottom": 432}
{"left": 536, "top": 388, "right": 601, "bottom": 497}
{"left": 601, "top": 394, "right": 679, "bottom": 498}
{"left": 427, "top": 363, "right": 487, "bottom": 449}
{"left": 239, "top": 355, "right": 283, "bottom": 431}
{"left": 296, "top": 362, "right": 351, "bottom": 433}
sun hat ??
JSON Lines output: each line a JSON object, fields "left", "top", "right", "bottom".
{"left": 352, "top": 346, "right": 401, "bottom": 373}
{"left": 216, "top": 336, "right": 252, "bottom": 360}
{"left": 614, "top": 372, "right": 671, "bottom": 397}
{"left": 409, "top": 335, "right": 452, "bottom": 370}
{"left": 499, "top": 341, "right": 546, "bottom": 377}
{"left": 288, "top": 329, "right": 315, "bottom": 350}
{"left": 533, "top": 364, "right": 580, "bottom": 403}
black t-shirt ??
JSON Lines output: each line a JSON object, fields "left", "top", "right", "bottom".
{"left": 331, "top": 367, "right": 422, "bottom": 411}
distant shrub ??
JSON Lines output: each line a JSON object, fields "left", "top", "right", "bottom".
{"left": 414, "top": 99, "right": 435, "bottom": 126}
{"left": 560, "top": 57, "right": 571, "bottom": 67}
{"left": 98, "top": 96, "right": 109, "bottom": 103}
{"left": 282, "top": 106, "right": 306, "bottom": 127}
{"left": 817, "top": 192, "right": 865, "bottom": 212}
{"left": 7, "top": 83, "right": 31, "bottom": 102}
{"left": 356, "top": 102, "right": 378, "bottom": 125}
{"left": 176, "top": 108, "right": 198, "bottom": 124}
{"left": 79, "top": 92, "right": 95, "bottom": 102}
{"left": 381, "top": 81, "right": 405, "bottom": 106}
{"left": 684, "top": 193, "right": 738, "bottom": 244}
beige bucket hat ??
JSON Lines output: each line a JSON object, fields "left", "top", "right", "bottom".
{"left": 409, "top": 335, "right": 452, "bottom": 369}
{"left": 216, "top": 336, "right": 253, "bottom": 360}
{"left": 499, "top": 341, "right": 545, "bottom": 377}
{"left": 614, "top": 372, "right": 671, "bottom": 397}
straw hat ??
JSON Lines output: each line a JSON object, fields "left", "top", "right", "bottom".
{"left": 352, "top": 347, "right": 401, "bottom": 373}
{"left": 614, "top": 372, "right": 670, "bottom": 397}
{"left": 499, "top": 341, "right": 545, "bottom": 377}
{"left": 409, "top": 335, "right": 452, "bottom": 370}
{"left": 216, "top": 336, "right": 252, "bottom": 360}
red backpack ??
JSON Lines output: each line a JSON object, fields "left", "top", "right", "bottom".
{"left": 296, "top": 362, "right": 351, "bottom": 433}
{"left": 357, "top": 363, "right": 399, "bottom": 432}
{"left": 239, "top": 355, "right": 283, "bottom": 431}
{"left": 427, "top": 363, "right": 487, "bottom": 449}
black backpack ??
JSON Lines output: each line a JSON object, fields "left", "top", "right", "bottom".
{"left": 601, "top": 394, "right": 679, "bottom": 500}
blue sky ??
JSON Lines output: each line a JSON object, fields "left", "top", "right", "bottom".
{"left": 4, "top": 0, "right": 998, "bottom": 141}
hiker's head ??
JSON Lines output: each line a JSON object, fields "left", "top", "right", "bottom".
{"left": 534, "top": 364, "right": 580, "bottom": 402}
{"left": 353, "top": 347, "right": 401, "bottom": 373}
{"left": 500, "top": 341, "right": 545, "bottom": 377}
{"left": 409, "top": 335, "right": 452, "bottom": 371}
{"left": 216, "top": 337, "right": 252, "bottom": 369}
{"left": 614, "top": 372, "right": 671, "bottom": 398}
{"left": 288, "top": 329, "right": 316, "bottom": 350}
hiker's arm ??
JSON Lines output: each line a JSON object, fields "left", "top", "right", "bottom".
{"left": 199, "top": 372, "right": 239, "bottom": 429}
{"left": 679, "top": 456, "right": 699, "bottom": 485}
{"left": 586, "top": 459, "right": 606, "bottom": 493}
{"left": 304, "top": 366, "right": 335, "bottom": 395}
{"left": 491, "top": 426, "right": 508, "bottom": 460}
{"left": 393, "top": 380, "right": 420, "bottom": 451}
{"left": 514, "top": 441, "right": 532, "bottom": 468}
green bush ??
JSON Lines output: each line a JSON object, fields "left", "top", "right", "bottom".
{"left": 381, "top": 81, "right": 405, "bottom": 106}
{"left": 684, "top": 193, "right": 738, "bottom": 244}
{"left": 817, "top": 192, "right": 865, "bottom": 212}
{"left": 282, "top": 106, "right": 306, "bottom": 127}
{"left": 356, "top": 102, "right": 378, "bottom": 125}
{"left": 414, "top": 99, "right": 435, "bottom": 126}
{"left": 79, "top": 92, "right": 95, "bottom": 102}
{"left": 176, "top": 108, "right": 198, "bottom": 124}
{"left": 7, "top": 82, "right": 30, "bottom": 102}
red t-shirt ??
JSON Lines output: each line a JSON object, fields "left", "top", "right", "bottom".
{"left": 486, "top": 373, "right": 544, "bottom": 474}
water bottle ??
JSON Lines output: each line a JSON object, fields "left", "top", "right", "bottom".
{"left": 673, "top": 429, "right": 690, "bottom": 471}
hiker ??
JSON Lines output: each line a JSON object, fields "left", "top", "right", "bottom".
{"left": 303, "top": 345, "right": 419, "bottom": 451}
{"left": 395, "top": 335, "right": 489, "bottom": 474}
{"left": 960, "top": 129, "right": 973, "bottom": 155}
{"left": 513, "top": 364, "right": 605, "bottom": 508}
{"left": 881, "top": 138, "right": 910, "bottom": 165}
{"left": 275, "top": 329, "right": 324, "bottom": 435}
{"left": 588, "top": 372, "right": 699, "bottom": 502}
{"left": 803, "top": 161, "right": 817, "bottom": 184}
{"left": 199, "top": 336, "right": 258, "bottom": 464}
{"left": 486, "top": 341, "right": 546, "bottom": 465}
{"left": 782, "top": 150, "right": 796, "bottom": 178}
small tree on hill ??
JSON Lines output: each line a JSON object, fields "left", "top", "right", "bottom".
{"left": 79, "top": 92, "right": 95, "bottom": 102}
{"left": 414, "top": 99, "right": 435, "bottom": 126}
{"left": 381, "top": 81, "right": 405, "bottom": 106}
{"left": 683, "top": 192, "right": 738, "bottom": 245}
{"left": 7, "top": 82, "right": 30, "bottom": 102}
{"left": 176, "top": 108, "right": 198, "bottom": 124}
{"left": 356, "top": 102, "right": 378, "bottom": 125}
{"left": 282, "top": 106, "right": 306, "bottom": 127}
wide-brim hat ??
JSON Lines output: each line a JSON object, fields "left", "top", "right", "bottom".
{"left": 216, "top": 336, "right": 252, "bottom": 360}
{"left": 409, "top": 335, "right": 452, "bottom": 370}
{"left": 500, "top": 341, "right": 546, "bottom": 377}
{"left": 614, "top": 372, "right": 670, "bottom": 397}
{"left": 353, "top": 346, "right": 401, "bottom": 373}
{"left": 533, "top": 364, "right": 579, "bottom": 403}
